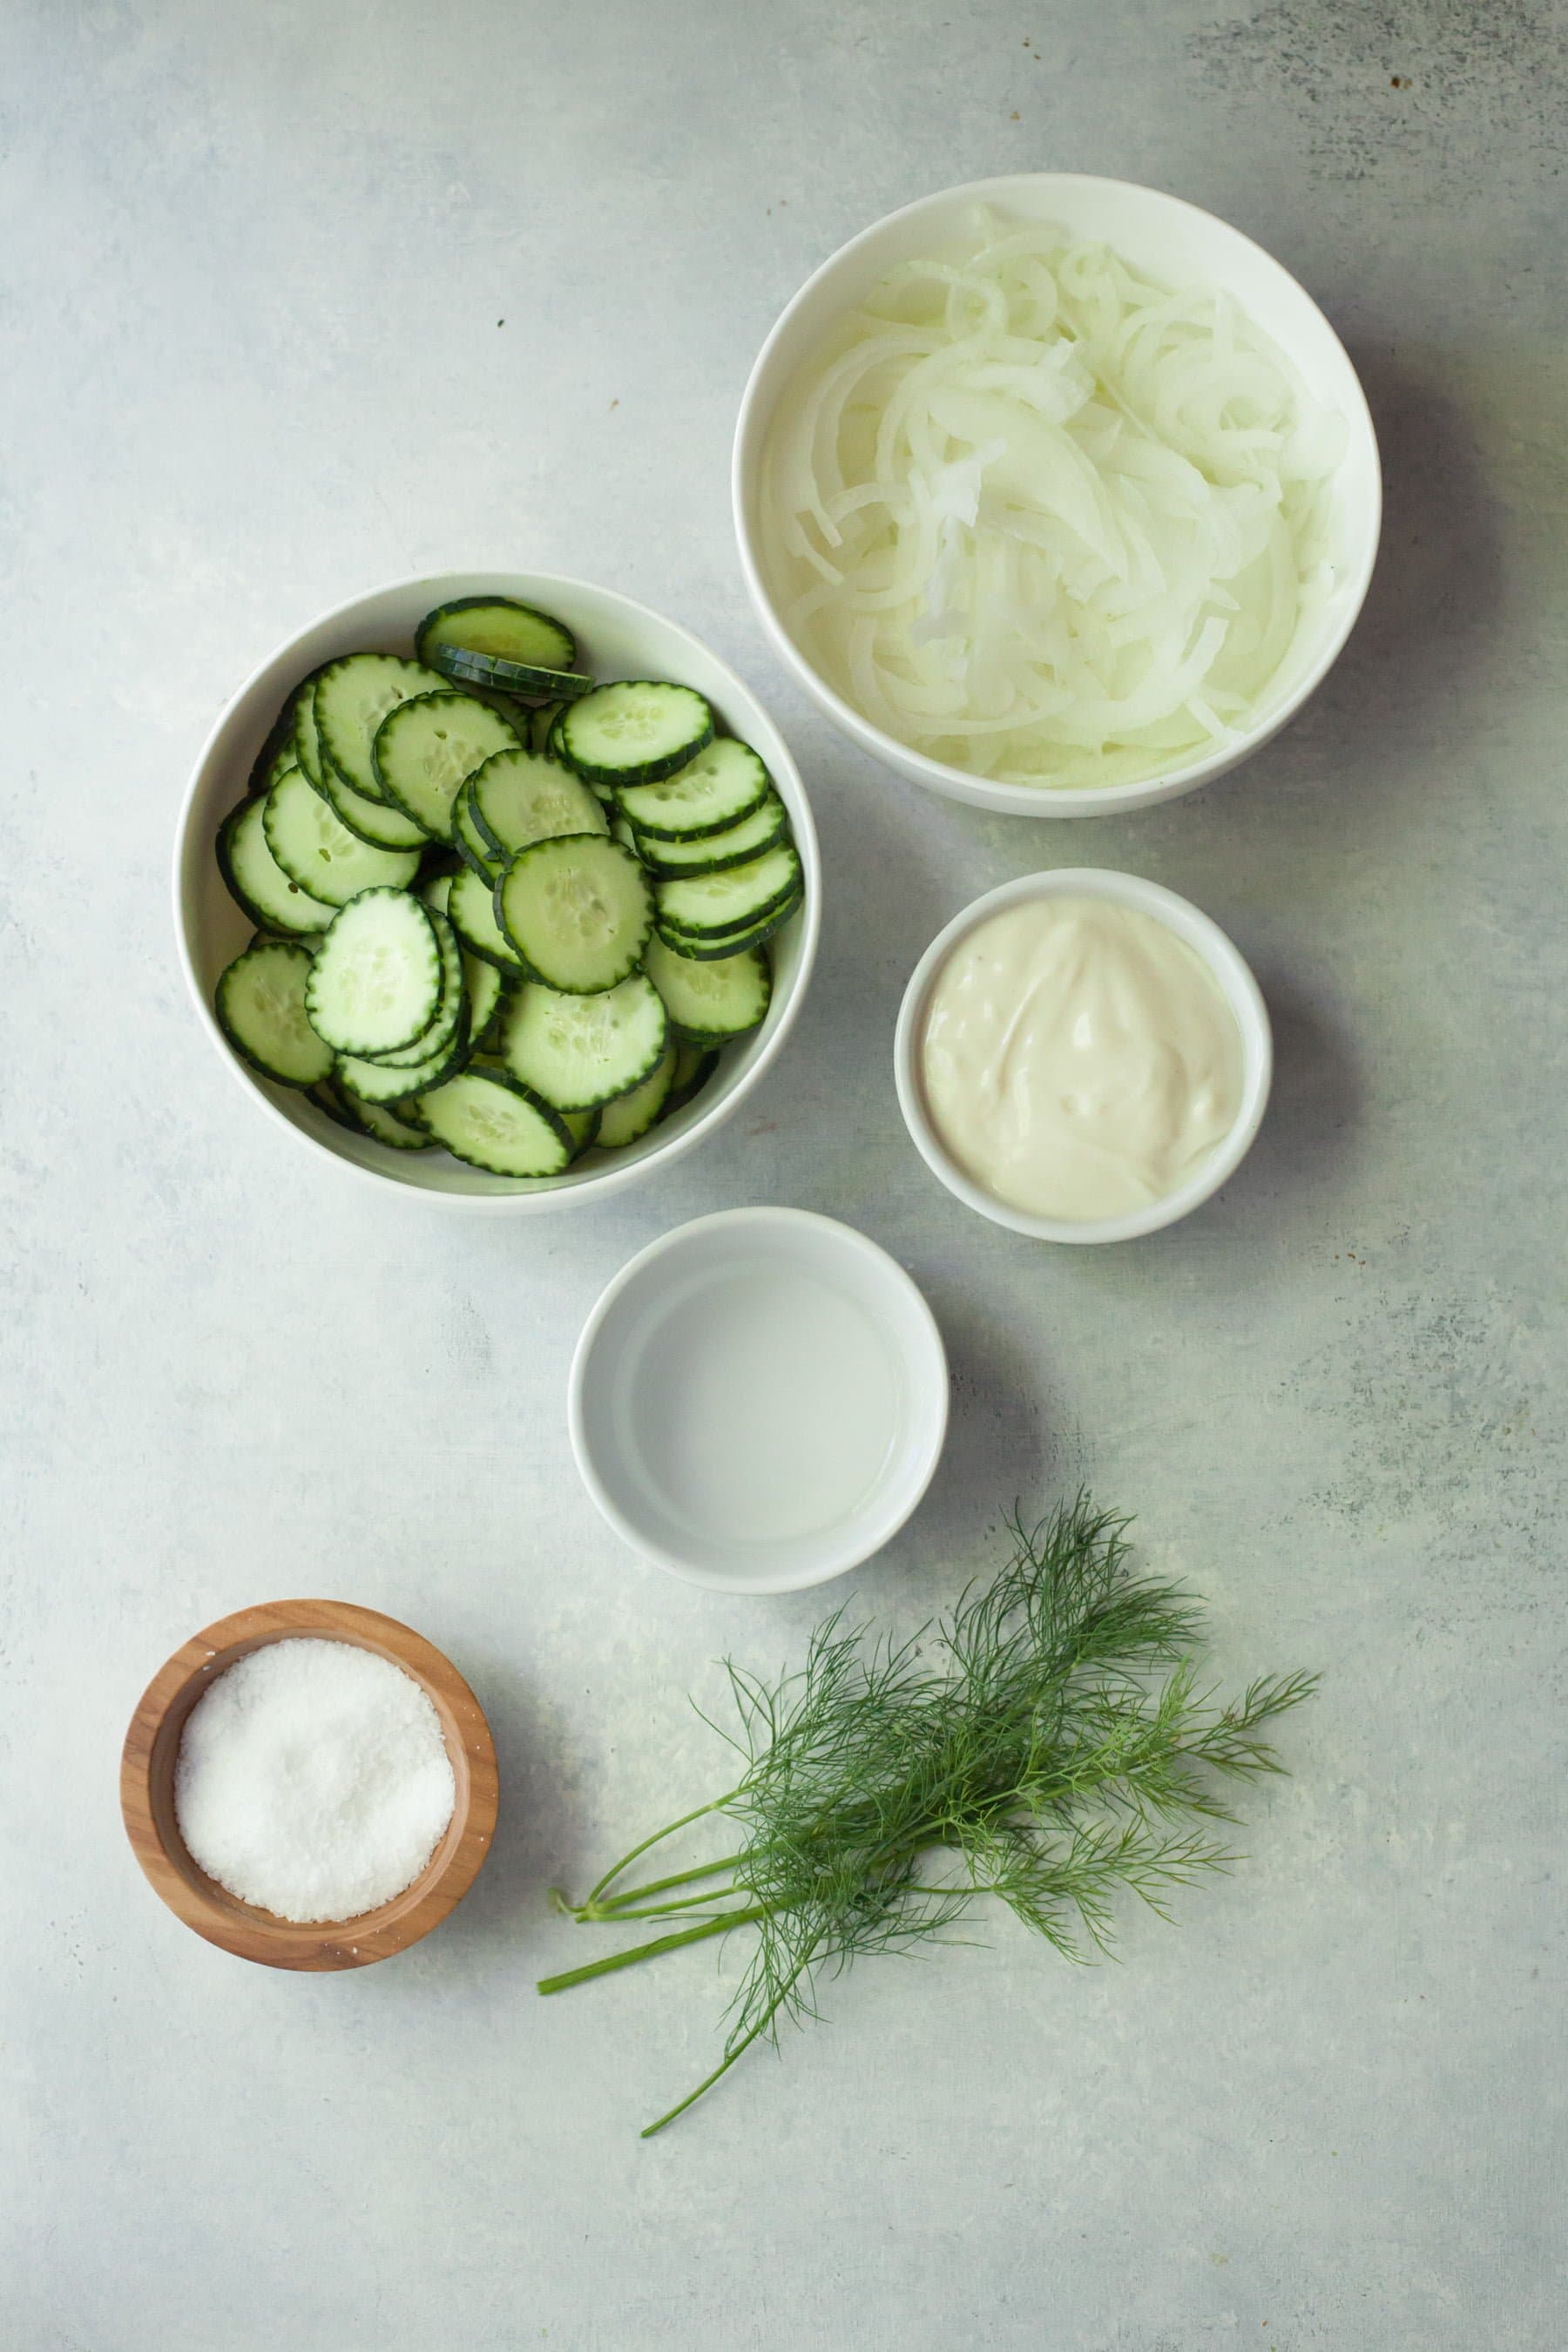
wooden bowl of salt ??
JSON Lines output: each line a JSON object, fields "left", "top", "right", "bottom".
{"left": 120, "top": 1599, "right": 499, "bottom": 1970}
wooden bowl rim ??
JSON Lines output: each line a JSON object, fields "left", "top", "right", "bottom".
{"left": 119, "top": 1599, "right": 499, "bottom": 1970}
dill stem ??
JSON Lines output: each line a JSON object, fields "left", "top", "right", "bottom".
{"left": 582, "top": 1792, "right": 742, "bottom": 1910}
{"left": 639, "top": 1957, "right": 814, "bottom": 2140}
{"left": 585, "top": 1851, "right": 748, "bottom": 1915}
{"left": 577, "top": 1886, "right": 746, "bottom": 1923}
{"left": 537, "top": 1905, "right": 763, "bottom": 1996}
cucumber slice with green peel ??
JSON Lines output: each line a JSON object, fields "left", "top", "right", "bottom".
{"left": 454, "top": 777, "right": 503, "bottom": 877}
{"left": 654, "top": 887, "right": 802, "bottom": 960}
{"left": 464, "top": 954, "right": 504, "bottom": 1045}
{"left": 449, "top": 677, "right": 535, "bottom": 733}
{"left": 559, "top": 680, "right": 713, "bottom": 787}
{"left": 318, "top": 1081, "right": 434, "bottom": 1150}
{"left": 433, "top": 645, "right": 594, "bottom": 700}
{"left": 561, "top": 1103, "right": 602, "bottom": 1158}
{"left": 216, "top": 941, "right": 335, "bottom": 1088}
{"left": 496, "top": 972, "right": 666, "bottom": 1111}
{"left": 310, "top": 1078, "right": 364, "bottom": 1134}
{"left": 416, "top": 595, "right": 577, "bottom": 678}
{"left": 470, "top": 747, "right": 607, "bottom": 857}
{"left": 448, "top": 863, "right": 524, "bottom": 970}
{"left": 372, "top": 691, "right": 523, "bottom": 841}
{"left": 291, "top": 675, "right": 332, "bottom": 790}
{"left": 314, "top": 752, "right": 429, "bottom": 850}
{"left": 421, "top": 872, "right": 453, "bottom": 917}
{"left": 616, "top": 738, "right": 771, "bottom": 839}
{"left": 294, "top": 672, "right": 465, "bottom": 848}
{"left": 497, "top": 835, "right": 652, "bottom": 994}
{"left": 314, "top": 653, "right": 450, "bottom": 801}
{"left": 653, "top": 842, "right": 801, "bottom": 940}
{"left": 643, "top": 932, "right": 772, "bottom": 1042}
{"left": 547, "top": 704, "right": 612, "bottom": 799}
{"left": 664, "top": 1041, "right": 720, "bottom": 1116}
{"left": 306, "top": 889, "right": 443, "bottom": 1056}
{"left": 218, "top": 797, "right": 336, "bottom": 936}
{"left": 530, "top": 701, "right": 564, "bottom": 754}
{"left": 251, "top": 726, "right": 301, "bottom": 798}
{"left": 597, "top": 1040, "right": 678, "bottom": 1148}
{"left": 411, "top": 1069, "right": 573, "bottom": 1178}
{"left": 336, "top": 1001, "right": 471, "bottom": 1105}
{"left": 368, "top": 909, "right": 464, "bottom": 1068}
{"left": 633, "top": 793, "right": 788, "bottom": 877}
{"left": 263, "top": 764, "right": 422, "bottom": 904}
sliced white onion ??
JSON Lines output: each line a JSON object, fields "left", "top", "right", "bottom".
{"left": 764, "top": 216, "right": 1348, "bottom": 789}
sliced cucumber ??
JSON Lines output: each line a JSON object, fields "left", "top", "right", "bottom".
{"left": 470, "top": 748, "right": 606, "bottom": 857}
{"left": 633, "top": 792, "right": 788, "bottom": 877}
{"left": 218, "top": 797, "right": 336, "bottom": 936}
{"left": 597, "top": 1040, "right": 678, "bottom": 1148}
{"left": 562, "top": 1104, "right": 601, "bottom": 1158}
{"left": 654, "top": 842, "right": 801, "bottom": 940}
{"left": 369, "top": 909, "right": 464, "bottom": 1068}
{"left": 448, "top": 863, "right": 524, "bottom": 970}
{"left": 320, "top": 1082, "right": 434, "bottom": 1150}
{"left": 416, "top": 595, "right": 576, "bottom": 677}
{"left": 665, "top": 1041, "right": 720, "bottom": 1116}
{"left": 434, "top": 645, "right": 594, "bottom": 701}
{"left": 263, "top": 764, "right": 421, "bottom": 904}
{"left": 617, "top": 738, "right": 771, "bottom": 839}
{"left": 497, "top": 835, "right": 652, "bottom": 994}
{"left": 421, "top": 871, "right": 453, "bottom": 917}
{"left": 412, "top": 1069, "right": 572, "bottom": 1178}
{"left": 251, "top": 725, "right": 300, "bottom": 799}
{"left": 655, "top": 888, "right": 802, "bottom": 960}
{"left": 530, "top": 701, "right": 563, "bottom": 754}
{"left": 306, "top": 889, "right": 443, "bottom": 1056}
{"left": 336, "top": 1003, "right": 470, "bottom": 1105}
{"left": 215, "top": 941, "right": 334, "bottom": 1088}
{"left": 372, "top": 691, "right": 523, "bottom": 841}
{"left": 314, "top": 653, "right": 449, "bottom": 801}
{"left": 464, "top": 954, "right": 504, "bottom": 1044}
{"left": 643, "top": 933, "right": 772, "bottom": 1043}
{"left": 312, "top": 745, "right": 429, "bottom": 850}
{"left": 452, "top": 776, "right": 500, "bottom": 875}
{"left": 496, "top": 973, "right": 666, "bottom": 1111}
{"left": 559, "top": 680, "right": 713, "bottom": 787}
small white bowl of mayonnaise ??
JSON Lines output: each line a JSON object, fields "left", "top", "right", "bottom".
{"left": 894, "top": 870, "right": 1272, "bottom": 1243}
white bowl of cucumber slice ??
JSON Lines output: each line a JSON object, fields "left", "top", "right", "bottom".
{"left": 175, "top": 572, "right": 819, "bottom": 1205}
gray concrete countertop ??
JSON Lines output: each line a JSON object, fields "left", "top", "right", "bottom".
{"left": 3, "top": 3, "right": 1564, "bottom": 2346}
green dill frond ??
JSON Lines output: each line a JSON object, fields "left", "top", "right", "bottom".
{"left": 541, "top": 1496, "right": 1316, "bottom": 2136}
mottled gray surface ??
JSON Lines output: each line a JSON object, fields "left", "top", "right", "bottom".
{"left": 3, "top": 3, "right": 1565, "bottom": 2347}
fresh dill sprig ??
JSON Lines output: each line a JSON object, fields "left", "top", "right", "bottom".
{"left": 539, "top": 1496, "right": 1316, "bottom": 2136}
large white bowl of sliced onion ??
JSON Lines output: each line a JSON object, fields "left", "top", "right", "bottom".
{"left": 733, "top": 176, "right": 1381, "bottom": 817}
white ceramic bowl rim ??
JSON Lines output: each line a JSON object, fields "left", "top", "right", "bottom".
{"left": 173, "top": 570, "right": 821, "bottom": 1210}
{"left": 893, "top": 868, "right": 1274, "bottom": 1243}
{"left": 568, "top": 1206, "right": 950, "bottom": 1592}
{"left": 733, "top": 172, "right": 1382, "bottom": 820}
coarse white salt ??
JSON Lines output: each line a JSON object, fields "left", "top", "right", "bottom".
{"left": 173, "top": 1638, "right": 456, "bottom": 1923}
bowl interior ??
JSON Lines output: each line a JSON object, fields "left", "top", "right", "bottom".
{"left": 571, "top": 1208, "right": 949, "bottom": 1592}
{"left": 895, "top": 868, "right": 1273, "bottom": 1244}
{"left": 123, "top": 1602, "right": 496, "bottom": 1969}
{"left": 179, "top": 572, "right": 819, "bottom": 1201}
{"left": 737, "top": 174, "right": 1381, "bottom": 808}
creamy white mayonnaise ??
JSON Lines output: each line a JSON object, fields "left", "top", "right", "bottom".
{"left": 920, "top": 896, "right": 1243, "bottom": 1221}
